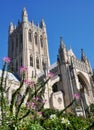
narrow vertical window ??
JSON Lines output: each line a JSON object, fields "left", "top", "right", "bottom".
{"left": 20, "top": 33, "right": 22, "bottom": 43}
{"left": 32, "top": 71, "right": 34, "bottom": 78}
{"left": 28, "top": 29, "right": 32, "bottom": 42}
{"left": 21, "top": 57, "right": 22, "bottom": 66}
{"left": 42, "top": 60, "right": 46, "bottom": 71}
{"left": 15, "top": 37, "right": 18, "bottom": 57}
{"left": 16, "top": 37, "right": 18, "bottom": 48}
{"left": 30, "top": 56, "right": 33, "bottom": 67}
{"left": 12, "top": 39, "right": 14, "bottom": 52}
{"left": 11, "top": 39, "right": 14, "bottom": 58}
{"left": 40, "top": 35, "right": 43, "bottom": 47}
{"left": 36, "top": 57, "right": 39, "bottom": 69}
{"left": 42, "top": 60, "right": 44, "bottom": 69}
{"left": 35, "top": 32, "right": 37, "bottom": 45}
{"left": 16, "top": 60, "right": 18, "bottom": 72}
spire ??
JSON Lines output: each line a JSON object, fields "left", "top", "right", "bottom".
{"left": 60, "top": 36, "right": 65, "bottom": 49}
{"left": 81, "top": 49, "right": 87, "bottom": 62}
{"left": 40, "top": 19, "right": 46, "bottom": 28}
{"left": 9, "top": 22, "right": 14, "bottom": 34}
{"left": 22, "top": 7, "right": 28, "bottom": 23}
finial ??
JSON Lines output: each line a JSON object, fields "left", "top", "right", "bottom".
{"left": 60, "top": 36, "right": 65, "bottom": 48}
{"left": 9, "top": 22, "right": 14, "bottom": 34}
{"left": 23, "top": 7, "right": 26, "bottom": 12}
{"left": 10, "top": 22, "right": 13, "bottom": 26}
{"left": 40, "top": 18, "right": 46, "bottom": 28}
{"left": 81, "top": 49, "right": 87, "bottom": 62}
{"left": 22, "top": 7, "right": 28, "bottom": 22}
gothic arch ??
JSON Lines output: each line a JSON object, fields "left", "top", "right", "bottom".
{"left": 77, "top": 72, "right": 89, "bottom": 95}
{"left": 77, "top": 72, "right": 89, "bottom": 115}
{"left": 52, "top": 82, "right": 58, "bottom": 92}
{"left": 50, "top": 75, "right": 60, "bottom": 87}
{"left": 77, "top": 72, "right": 89, "bottom": 87}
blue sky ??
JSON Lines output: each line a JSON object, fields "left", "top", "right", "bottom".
{"left": 0, "top": 0, "right": 94, "bottom": 68}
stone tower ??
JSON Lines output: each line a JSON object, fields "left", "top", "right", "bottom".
{"left": 8, "top": 8, "right": 50, "bottom": 79}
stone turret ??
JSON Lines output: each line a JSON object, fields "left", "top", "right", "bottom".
{"left": 40, "top": 19, "right": 46, "bottom": 32}
{"left": 81, "top": 49, "right": 87, "bottom": 63}
{"left": 22, "top": 8, "right": 28, "bottom": 23}
{"left": 59, "top": 37, "right": 68, "bottom": 64}
{"left": 60, "top": 36, "right": 66, "bottom": 49}
{"left": 40, "top": 19, "right": 46, "bottom": 27}
{"left": 8, "top": 22, "right": 14, "bottom": 34}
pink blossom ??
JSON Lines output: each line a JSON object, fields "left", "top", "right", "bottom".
{"left": 48, "top": 72, "right": 54, "bottom": 78}
{"left": 26, "top": 102, "right": 31, "bottom": 108}
{"left": 24, "top": 79, "right": 35, "bottom": 87}
{"left": 24, "top": 79, "right": 28, "bottom": 84}
{"left": 3, "top": 57, "right": 11, "bottom": 63}
{"left": 26, "top": 101, "right": 35, "bottom": 109}
{"left": 20, "top": 66, "right": 27, "bottom": 73}
{"left": 31, "top": 102, "right": 35, "bottom": 108}
{"left": 73, "top": 93, "right": 80, "bottom": 100}
{"left": 28, "top": 81, "right": 35, "bottom": 86}
{"left": 36, "top": 96, "right": 39, "bottom": 101}
{"left": 37, "top": 112, "right": 42, "bottom": 116}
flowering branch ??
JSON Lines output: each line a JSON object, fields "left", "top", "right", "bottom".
{"left": 58, "top": 93, "right": 80, "bottom": 117}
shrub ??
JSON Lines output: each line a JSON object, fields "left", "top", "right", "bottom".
{"left": 0, "top": 57, "right": 50, "bottom": 130}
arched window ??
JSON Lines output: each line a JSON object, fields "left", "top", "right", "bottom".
{"left": 36, "top": 57, "right": 39, "bottom": 69}
{"left": 40, "top": 35, "right": 43, "bottom": 47}
{"left": 52, "top": 83, "right": 58, "bottom": 92}
{"left": 28, "top": 29, "right": 32, "bottom": 42}
{"left": 30, "top": 56, "right": 33, "bottom": 67}
{"left": 34, "top": 32, "right": 37, "bottom": 45}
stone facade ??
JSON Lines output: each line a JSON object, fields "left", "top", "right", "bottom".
{"left": 8, "top": 8, "right": 94, "bottom": 116}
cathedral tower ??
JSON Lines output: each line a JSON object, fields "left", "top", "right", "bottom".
{"left": 8, "top": 8, "right": 50, "bottom": 79}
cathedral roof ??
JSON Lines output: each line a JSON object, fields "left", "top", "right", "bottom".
{"left": 68, "top": 49, "right": 76, "bottom": 58}
{"left": 0, "top": 70, "right": 19, "bottom": 82}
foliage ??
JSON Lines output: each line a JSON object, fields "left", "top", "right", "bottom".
{"left": 0, "top": 57, "right": 50, "bottom": 130}
{"left": 42, "top": 112, "right": 91, "bottom": 130}
{"left": 90, "top": 103, "right": 94, "bottom": 113}
{"left": 20, "top": 123, "right": 45, "bottom": 130}
{"left": 42, "top": 108, "right": 59, "bottom": 118}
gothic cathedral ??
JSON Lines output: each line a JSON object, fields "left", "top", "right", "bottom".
{"left": 8, "top": 8, "right": 94, "bottom": 116}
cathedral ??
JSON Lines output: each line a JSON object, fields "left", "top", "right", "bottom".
{"left": 8, "top": 8, "right": 94, "bottom": 116}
